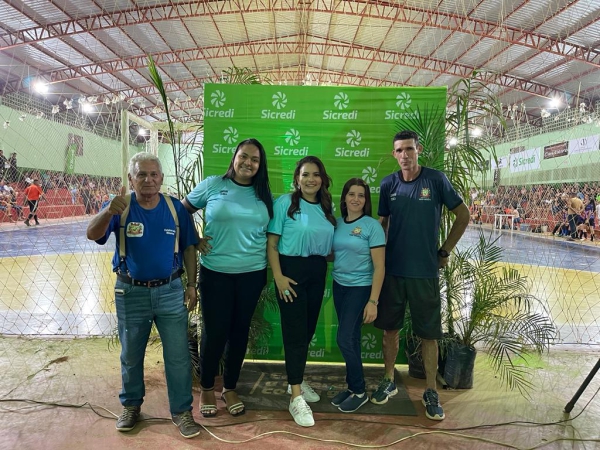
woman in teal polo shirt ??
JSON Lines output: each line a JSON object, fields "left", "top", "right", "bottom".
{"left": 330, "top": 177, "right": 385, "bottom": 413}
{"left": 267, "top": 155, "right": 336, "bottom": 427}
{"left": 183, "top": 138, "right": 273, "bottom": 418}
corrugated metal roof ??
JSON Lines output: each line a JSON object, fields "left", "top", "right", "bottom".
{"left": 0, "top": 0, "right": 597, "bottom": 127}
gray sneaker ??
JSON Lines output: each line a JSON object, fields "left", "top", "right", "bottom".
{"left": 116, "top": 405, "right": 140, "bottom": 431}
{"left": 171, "top": 410, "right": 202, "bottom": 439}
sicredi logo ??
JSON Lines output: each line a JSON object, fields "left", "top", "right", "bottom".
{"left": 362, "top": 167, "right": 380, "bottom": 194}
{"left": 261, "top": 91, "right": 296, "bottom": 119}
{"left": 335, "top": 130, "right": 370, "bottom": 157}
{"left": 384, "top": 92, "right": 419, "bottom": 120}
{"left": 362, "top": 166, "right": 377, "bottom": 184}
{"left": 205, "top": 89, "right": 235, "bottom": 118}
{"left": 334, "top": 92, "right": 349, "bottom": 109}
{"left": 361, "top": 333, "right": 376, "bottom": 350}
{"left": 361, "top": 333, "right": 382, "bottom": 359}
{"left": 274, "top": 128, "right": 308, "bottom": 156}
{"left": 272, "top": 91, "right": 287, "bottom": 109}
{"left": 323, "top": 92, "right": 358, "bottom": 120}
{"left": 285, "top": 128, "right": 300, "bottom": 146}
{"left": 396, "top": 92, "right": 412, "bottom": 109}
{"left": 212, "top": 126, "right": 238, "bottom": 153}
{"left": 211, "top": 90, "right": 226, "bottom": 107}
{"left": 346, "top": 130, "right": 362, "bottom": 147}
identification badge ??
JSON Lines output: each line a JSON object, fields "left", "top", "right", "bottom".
{"left": 126, "top": 222, "right": 144, "bottom": 237}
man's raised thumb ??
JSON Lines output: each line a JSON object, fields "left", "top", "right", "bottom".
{"left": 120, "top": 185, "right": 127, "bottom": 196}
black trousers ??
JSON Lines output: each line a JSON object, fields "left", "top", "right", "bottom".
{"left": 199, "top": 266, "right": 266, "bottom": 390}
{"left": 26, "top": 200, "right": 39, "bottom": 220}
{"left": 276, "top": 255, "right": 327, "bottom": 385}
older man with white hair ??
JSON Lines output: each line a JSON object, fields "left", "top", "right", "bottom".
{"left": 86, "top": 152, "right": 202, "bottom": 439}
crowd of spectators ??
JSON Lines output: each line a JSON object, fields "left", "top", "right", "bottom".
{"left": 0, "top": 153, "right": 121, "bottom": 221}
{"left": 469, "top": 182, "right": 600, "bottom": 239}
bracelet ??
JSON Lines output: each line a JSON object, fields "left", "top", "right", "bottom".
{"left": 368, "top": 299, "right": 378, "bottom": 306}
{"left": 187, "top": 282, "right": 198, "bottom": 288}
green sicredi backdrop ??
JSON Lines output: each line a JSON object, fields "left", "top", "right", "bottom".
{"left": 203, "top": 84, "right": 447, "bottom": 364}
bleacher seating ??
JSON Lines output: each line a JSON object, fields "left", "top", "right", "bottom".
{"left": 0, "top": 188, "right": 85, "bottom": 223}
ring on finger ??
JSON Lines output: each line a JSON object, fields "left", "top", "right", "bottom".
{"left": 284, "top": 289, "right": 290, "bottom": 296}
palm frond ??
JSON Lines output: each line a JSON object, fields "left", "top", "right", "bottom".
{"left": 439, "top": 229, "right": 556, "bottom": 395}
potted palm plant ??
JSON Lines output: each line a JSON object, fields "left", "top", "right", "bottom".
{"left": 439, "top": 230, "right": 556, "bottom": 392}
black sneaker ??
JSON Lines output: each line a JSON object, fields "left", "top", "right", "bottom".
{"left": 422, "top": 388, "right": 445, "bottom": 420}
{"left": 330, "top": 389, "right": 352, "bottom": 407}
{"left": 24, "top": 219, "right": 30, "bottom": 227}
{"left": 338, "top": 393, "right": 369, "bottom": 413}
{"left": 34, "top": 220, "right": 40, "bottom": 225}
{"left": 116, "top": 405, "right": 140, "bottom": 431}
{"left": 172, "top": 410, "right": 201, "bottom": 439}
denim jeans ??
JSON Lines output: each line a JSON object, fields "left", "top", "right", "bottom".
{"left": 333, "top": 281, "right": 371, "bottom": 394}
{"left": 115, "top": 277, "right": 193, "bottom": 414}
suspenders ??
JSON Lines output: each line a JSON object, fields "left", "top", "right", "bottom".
{"left": 118, "top": 193, "right": 180, "bottom": 268}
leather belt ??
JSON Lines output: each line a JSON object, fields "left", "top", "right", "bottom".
{"left": 117, "top": 269, "right": 184, "bottom": 288}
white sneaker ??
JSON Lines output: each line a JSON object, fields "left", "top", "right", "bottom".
{"left": 289, "top": 395, "right": 315, "bottom": 427}
{"left": 287, "top": 381, "right": 321, "bottom": 402}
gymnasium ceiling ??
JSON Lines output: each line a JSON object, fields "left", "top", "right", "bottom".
{"left": 0, "top": 0, "right": 599, "bottom": 130}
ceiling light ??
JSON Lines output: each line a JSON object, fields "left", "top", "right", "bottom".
{"left": 549, "top": 98, "right": 560, "bottom": 108}
{"left": 138, "top": 128, "right": 147, "bottom": 136}
{"left": 33, "top": 81, "right": 49, "bottom": 94}
{"left": 82, "top": 103, "right": 94, "bottom": 113}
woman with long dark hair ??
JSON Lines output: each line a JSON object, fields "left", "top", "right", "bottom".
{"left": 330, "top": 178, "right": 385, "bottom": 413}
{"left": 183, "top": 138, "right": 273, "bottom": 418}
{"left": 267, "top": 155, "right": 336, "bottom": 427}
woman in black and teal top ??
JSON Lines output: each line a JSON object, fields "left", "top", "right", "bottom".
{"left": 183, "top": 138, "right": 273, "bottom": 418}
{"left": 330, "top": 178, "right": 385, "bottom": 413}
{"left": 267, "top": 156, "right": 336, "bottom": 427}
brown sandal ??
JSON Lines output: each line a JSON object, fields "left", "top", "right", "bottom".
{"left": 221, "top": 390, "right": 245, "bottom": 416}
{"left": 200, "top": 388, "right": 217, "bottom": 418}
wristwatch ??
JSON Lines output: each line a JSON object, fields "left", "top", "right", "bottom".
{"left": 437, "top": 249, "right": 450, "bottom": 258}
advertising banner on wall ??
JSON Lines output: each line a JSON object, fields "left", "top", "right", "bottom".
{"left": 569, "top": 134, "right": 600, "bottom": 156}
{"left": 510, "top": 147, "right": 541, "bottom": 173}
{"left": 204, "top": 84, "right": 446, "bottom": 363}
{"left": 543, "top": 141, "right": 568, "bottom": 160}
{"left": 491, "top": 155, "right": 509, "bottom": 169}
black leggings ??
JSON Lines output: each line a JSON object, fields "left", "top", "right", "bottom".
{"left": 276, "top": 255, "right": 327, "bottom": 385}
{"left": 199, "top": 266, "right": 266, "bottom": 390}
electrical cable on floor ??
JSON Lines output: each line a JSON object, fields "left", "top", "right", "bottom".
{"left": 1, "top": 383, "right": 598, "bottom": 449}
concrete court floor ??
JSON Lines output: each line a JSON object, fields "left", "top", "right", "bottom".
{"left": 0, "top": 337, "right": 599, "bottom": 450}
